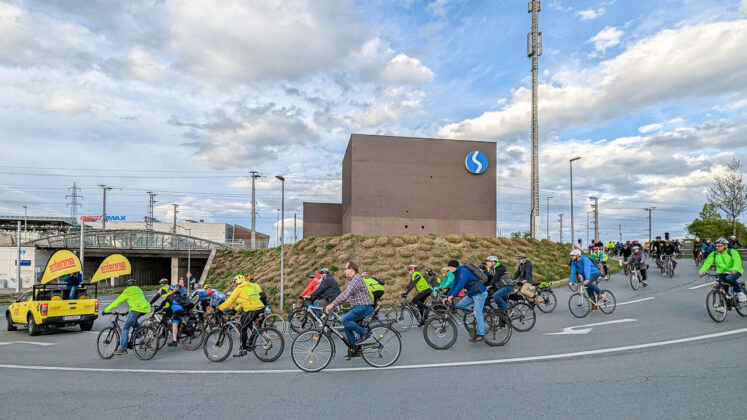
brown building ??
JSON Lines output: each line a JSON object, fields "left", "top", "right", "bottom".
{"left": 304, "top": 134, "right": 496, "bottom": 238}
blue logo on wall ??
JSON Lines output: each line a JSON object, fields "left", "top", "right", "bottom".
{"left": 465, "top": 151, "right": 488, "bottom": 174}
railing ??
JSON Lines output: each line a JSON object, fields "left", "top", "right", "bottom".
{"left": 27, "top": 229, "right": 230, "bottom": 251}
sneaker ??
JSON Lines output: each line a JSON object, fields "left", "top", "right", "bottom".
{"left": 738, "top": 292, "right": 747, "bottom": 303}
{"left": 355, "top": 331, "right": 372, "bottom": 345}
{"left": 642, "top": 280, "right": 648, "bottom": 287}
{"left": 233, "top": 349, "right": 247, "bottom": 358}
{"left": 167, "top": 341, "right": 177, "bottom": 347}
{"left": 715, "top": 305, "right": 726, "bottom": 314}
{"left": 113, "top": 349, "right": 127, "bottom": 355}
{"left": 344, "top": 349, "right": 361, "bottom": 360}
{"left": 469, "top": 335, "right": 484, "bottom": 343}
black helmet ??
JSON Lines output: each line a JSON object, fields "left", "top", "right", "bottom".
{"left": 125, "top": 279, "right": 137, "bottom": 286}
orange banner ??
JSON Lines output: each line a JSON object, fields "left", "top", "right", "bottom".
{"left": 41, "top": 250, "right": 82, "bottom": 284}
{"left": 91, "top": 254, "right": 132, "bottom": 283}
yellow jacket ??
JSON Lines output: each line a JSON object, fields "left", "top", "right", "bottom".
{"left": 218, "top": 282, "right": 265, "bottom": 312}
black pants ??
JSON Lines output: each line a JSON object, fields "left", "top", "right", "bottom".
{"left": 412, "top": 290, "right": 431, "bottom": 320}
{"left": 239, "top": 310, "right": 262, "bottom": 350}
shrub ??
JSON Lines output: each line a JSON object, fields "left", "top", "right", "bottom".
{"left": 381, "top": 248, "right": 396, "bottom": 257}
{"left": 391, "top": 238, "right": 406, "bottom": 247}
{"left": 399, "top": 248, "right": 415, "bottom": 258}
{"left": 417, "top": 242, "right": 433, "bottom": 251}
{"left": 362, "top": 239, "right": 376, "bottom": 248}
{"left": 325, "top": 243, "right": 336, "bottom": 251}
{"left": 342, "top": 233, "right": 355, "bottom": 240}
{"left": 448, "top": 248, "right": 462, "bottom": 258}
{"left": 375, "top": 236, "right": 389, "bottom": 246}
{"left": 330, "top": 265, "right": 339, "bottom": 272}
{"left": 402, "top": 234, "right": 419, "bottom": 244}
{"left": 445, "top": 234, "right": 462, "bottom": 244}
{"left": 463, "top": 233, "right": 477, "bottom": 242}
{"left": 469, "top": 242, "right": 480, "bottom": 249}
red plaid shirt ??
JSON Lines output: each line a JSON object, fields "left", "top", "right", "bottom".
{"left": 332, "top": 273, "right": 373, "bottom": 307}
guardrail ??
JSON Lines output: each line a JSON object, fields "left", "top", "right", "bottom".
{"left": 26, "top": 229, "right": 230, "bottom": 251}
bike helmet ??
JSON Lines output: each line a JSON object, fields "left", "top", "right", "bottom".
{"left": 694, "top": 237, "right": 700, "bottom": 241}
{"left": 244, "top": 273, "right": 254, "bottom": 280}
{"left": 159, "top": 278, "right": 168, "bottom": 285}
{"left": 570, "top": 249, "right": 582, "bottom": 257}
{"left": 233, "top": 275, "right": 245, "bottom": 284}
{"left": 486, "top": 256, "right": 499, "bottom": 262}
{"left": 319, "top": 268, "right": 330, "bottom": 275}
{"left": 730, "top": 235, "right": 737, "bottom": 240}
{"left": 308, "top": 273, "right": 315, "bottom": 278}
{"left": 407, "top": 264, "right": 417, "bottom": 270}
{"left": 716, "top": 237, "right": 729, "bottom": 245}
{"left": 593, "top": 246, "right": 599, "bottom": 251}
{"left": 125, "top": 279, "right": 137, "bottom": 286}
{"left": 204, "top": 284, "right": 211, "bottom": 289}
{"left": 440, "top": 267, "right": 449, "bottom": 273}
{"left": 632, "top": 246, "right": 640, "bottom": 250}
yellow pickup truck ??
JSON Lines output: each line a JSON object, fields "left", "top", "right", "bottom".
{"left": 6, "top": 283, "right": 99, "bottom": 336}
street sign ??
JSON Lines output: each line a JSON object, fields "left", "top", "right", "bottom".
{"left": 465, "top": 151, "right": 488, "bottom": 174}
{"left": 20, "top": 260, "right": 31, "bottom": 266}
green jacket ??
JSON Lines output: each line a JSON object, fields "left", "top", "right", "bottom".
{"left": 104, "top": 285, "right": 151, "bottom": 314}
{"left": 699, "top": 249, "right": 743, "bottom": 275}
{"left": 438, "top": 272, "right": 455, "bottom": 290}
{"left": 413, "top": 271, "right": 430, "bottom": 292}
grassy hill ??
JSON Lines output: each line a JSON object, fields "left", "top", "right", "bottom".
{"left": 206, "top": 233, "right": 577, "bottom": 313}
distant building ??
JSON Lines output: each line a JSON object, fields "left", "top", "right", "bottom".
{"left": 304, "top": 134, "right": 496, "bottom": 237}
{"left": 82, "top": 221, "right": 270, "bottom": 248}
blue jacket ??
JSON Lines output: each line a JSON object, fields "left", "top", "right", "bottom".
{"left": 702, "top": 243, "right": 715, "bottom": 254}
{"left": 448, "top": 265, "right": 486, "bottom": 298}
{"left": 513, "top": 260, "right": 534, "bottom": 284}
{"left": 569, "top": 255, "right": 600, "bottom": 282}
{"left": 63, "top": 272, "right": 83, "bottom": 286}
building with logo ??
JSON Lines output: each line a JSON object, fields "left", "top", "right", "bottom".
{"left": 303, "top": 134, "right": 496, "bottom": 237}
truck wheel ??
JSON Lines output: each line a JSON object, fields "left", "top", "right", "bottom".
{"left": 6, "top": 312, "right": 17, "bottom": 331}
{"left": 79, "top": 321, "right": 94, "bottom": 331}
{"left": 27, "top": 314, "right": 40, "bottom": 336}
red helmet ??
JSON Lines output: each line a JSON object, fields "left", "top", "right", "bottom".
{"left": 407, "top": 264, "right": 417, "bottom": 271}
{"left": 593, "top": 246, "right": 599, "bottom": 251}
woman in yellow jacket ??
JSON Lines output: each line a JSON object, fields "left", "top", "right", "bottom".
{"left": 218, "top": 274, "right": 266, "bottom": 357}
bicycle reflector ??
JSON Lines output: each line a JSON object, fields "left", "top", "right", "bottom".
{"left": 95, "top": 301, "right": 99, "bottom": 313}
{"left": 40, "top": 303, "right": 48, "bottom": 316}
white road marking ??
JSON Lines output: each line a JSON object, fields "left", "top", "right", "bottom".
{"left": 1, "top": 327, "right": 745, "bottom": 375}
{"left": 617, "top": 297, "right": 655, "bottom": 306}
{"left": 545, "top": 318, "right": 637, "bottom": 335}
{"left": 0, "top": 341, "right": 57, "bottom": 347}
{"left": 689, "top": 282, "right": 716, "bottom": 290}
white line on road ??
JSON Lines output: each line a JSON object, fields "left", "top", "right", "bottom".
{"left": 689, "top": 282, "right": 715, "bottom": 290}
{"left": 1, "top": 327, "right": 745, "bottom": 375}
{"left": 617, "top": 297, "right": 655, "bottom": 306}
{"left": 545, "top": 318, "right": 637, "bottom": 335}
{"left": 0, "top": 341, "right": 56, "bottom": 347}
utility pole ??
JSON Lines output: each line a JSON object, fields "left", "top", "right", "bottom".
{"left": 293, "top": 213, "right": 297, "bottom": 243}
{"left": 589, "top": 197, "right": 599, "bottom": 243}
{"left": 172, "top": 204, "right": 179, "bottom": 233}
{"left": 618, "top": 224, "right": 622, "bottom": 243}
{"left": 249, "top": 171, "right": 260, "bottom": 249}
{"left": 569, "top": 156, "right": 581, "bottom": 248}
{"left": 98, "top": 185, "right": 112, "bottom": 229}
{"left": 645, "top": 207, "right": 656, "bottom": 243}
{"left": 559, "top": 214, "right": 563, "bottom": 244}
{"left": 528, "top": 0, "right": 542, "bottom": 239}
{"left": 66, "top": 182, "right": 83, "bottom": 219}
{"left": 16, "top": 221, "right": 21, "bottom": 292}
{"left": 146, "top": 192, "right": 157, "bottom": 231}
{"left": 276, "top": 175, "right": 286, "bottom": 311}
{"left": 546, "top": 196, "right": 553, "bottom": 241}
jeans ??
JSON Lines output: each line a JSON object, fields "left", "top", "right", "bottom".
{"left": 585, "top": 273, "right": 602, "bottom": 301}
{"left": 718, "top": 272, "right": 743, "bottom": 294}
{"left": 340, "top": 305, "right": 373, "bottom": 347}
{"left": 458, "top": 291, "right": 487, "bottom": 336}
{"left": 491, "top": 286, "right": 514, "bottom": 311}
{"left": 120, "top": 311, "right": 144, "bottom": 351}
{"left": 64, "top": 285, "right": 78, "bottom": 300}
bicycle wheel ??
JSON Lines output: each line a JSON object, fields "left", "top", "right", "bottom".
{"left": 668, "top": 261, "right": 674, "bottom": 278}
{"left": 132, "top": 326, "right": 158, "bottom": 361}
{"left": 291, "top": 330, "right": 333, "bottom": 372}
{"left": 423, "top": 316, "right": 458, "bottom": 350}
{"left": 735, "top": 299, "right": 747, "bottom": 317}
{"left": 179, "top": 321, "right": 206, "bottom": 350}
{"left": 203, "top": 328, "right": 233, "bottom": 362}
{"left": 393, "top": 306, "right": 415, "bottom": 333}
{"left": 630, "top": 271, "right": 640, "bottom": 290}
{"left": 96, "top": 327, "right": 120, "bottom": 359}
{"left": 376, "top": 305, "right": 398, "bottom": 326}
{"left": 263, "top": 313, "right": 286, "bottom": 335}
{"left": 153, "top": 322, "right": 169, "bottom": 350}
{"left": 706, "top": 290, "right": 727, "bottom": 323}
{"left": 228, "top": 321, "right": 241, "bottom": 340}
{"left": 507, "top": 302, "right": 535, "bottom": 332}
{"left": 568, "top": 293, "right": 590, "bottom": 318}
{"left": 428, "top": 303, "right": 448, "bottom": 317}
{"left": 289, "top": 309, "right": 319, "bottom": 338}
{"left": 483, "top": 310, "right": 512, "bottom": 347}
{"left": 537, "top": 290, "right": 557, "bottom": 313}
{"left": 252, "top": 327, "right": 284, "bottom": 362}
{"left": 361, "top": 325, "right": 401, "bottom": 368}
{"left": 597, "top": 290, "right": 616, "bottom": 314}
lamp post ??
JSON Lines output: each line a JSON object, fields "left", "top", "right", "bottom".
{"left": 185, "top": 227, "right": 191, "bottom": 295}
{"left": 275, "top": 175, "right": 285, "bottom": 311}
{"left": 545, "top": 196, "right": 552, "bottom": 241}
{"left": 569, "top": 156, "right": 581, "bottom": 248}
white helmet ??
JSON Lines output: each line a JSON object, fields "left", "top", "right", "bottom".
{"left": 570, "top": 249, "right": 582, "bottom": 257}
{"left": 486, "top": 256, "right": 499, "bottom": 262}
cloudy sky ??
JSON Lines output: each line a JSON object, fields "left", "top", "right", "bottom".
{"left": 1, "top": 0, "right": 746, "bottom": 245}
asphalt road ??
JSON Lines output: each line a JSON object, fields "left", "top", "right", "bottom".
{"left": 1, "top": 259, "right": 745, "bottom": 419}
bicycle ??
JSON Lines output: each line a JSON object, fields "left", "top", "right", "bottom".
{"left": 533, "top": 282, "right": 558, "bottom": 313}
{"left": 629, "top": 262, "right": 647, "bottom": 290}
{"left": 391, "top": 295, "right": 443, "bottom": 332}
{"left": 288, "top": 299, "right": 342, "bottom": 338}
{"left": 662, "top": 255, "right": 675, "bottom": 278}
{"left": 423, "top": 299, "right": 511, "bottom": 349}
{"left": 704, "top": 273, "right": 747, "bottom": 323}
{"left": 262, "top": 307, "right": 287, "bottom": 335}
{"left": 96, "top": 312, "right": 158, "bottom": 360}
{"left": 486, "top": 291, "right": 536, "bottom": 332}
{"left": 290, "top": 305, "right": 401, "bottom": 372}
{"left": 568, "top": 282, "right": 616, "bottom": 318}
{"left": 151, "top": 309, "right": 206, "bottom": 351}
{"left": 203, "top": 310, "right": 284, "bottom": 362}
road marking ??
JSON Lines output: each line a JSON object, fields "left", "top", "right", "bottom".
{"left": 0, "top": 341, "right": 57, "bottom": 347}
{"left": 1, "top": 327, "right": 746, "bottom": 375}
{"left": 617, "top": 297, "right": 655, "bottom": 306}
{"left": 545, "top": 318, "right": 637, "bottom": 335}
{"left": 689, "top": 282, "right": 715, "bottom": 290}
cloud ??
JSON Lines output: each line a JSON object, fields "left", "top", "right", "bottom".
{"left": 588, "top": 26, "right": 623, "bottom": 54}
{"left": 355, "top": 38, "right": 435, "bottom": 86}
{"left": 382, "top": 54, "right": 435, "bottom": 85}
{"left": 41, "top": 95, "right": 89, "bottom": 113}
{"left": 742, "top": 0, "right": 747, "bottom": 13}
{"left": 426, "top": 0, "right": 465, "bottom": 17}
{"left": 638, "top": 123, "right": 663, "bottom": 134}
{"left": 438, "top": 20, "right": 747, "bottom": 141}
{"left": 577, "top": 8, "right": 605, "bottom": 20}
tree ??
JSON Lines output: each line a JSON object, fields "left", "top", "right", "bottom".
{"left": 707, "top": 158, "right": 747, "bottom": 236}
{"left": 687, "top": 203, "right": 747, "bottom": 242}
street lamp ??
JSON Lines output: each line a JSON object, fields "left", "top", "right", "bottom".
{"left": 275, "top": 175, "right": 285, "bottom": 311}
{"left": 185, "top": 227, "right": 192, "bottom": 295}
{"left": 569, "top": 156, "right": 581, "bottom": 248}
{"left": 545, "top": 196, "right": 552, "bottom": 241}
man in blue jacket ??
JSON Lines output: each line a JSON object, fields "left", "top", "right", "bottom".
{"left": 569, "top": 249, "right": 604, "bottom": 309}
{"left": 442, "top": 259, "right": 488, "bottom": 343}
{"left": 62, "top": 271, "right": 83, "bottom": 300}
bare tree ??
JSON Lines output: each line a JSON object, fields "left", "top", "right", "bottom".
{"left": 708, "top": 158, "right": 747, "bottom": 236}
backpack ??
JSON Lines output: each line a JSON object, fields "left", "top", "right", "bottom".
{"left": 172, "top": 291, "right": 191, "bottom": 308}
{"left": 364, "top": 277, "right": 385, "bottom": 303}
{"left": 463, "top": 262, "right": 489, "bottom": 284}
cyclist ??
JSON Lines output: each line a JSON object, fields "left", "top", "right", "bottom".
{"left": 217, "top": 274, "right": 266, "bottom": 357}
{"left": 401, "top": 264, "right": 431, "bottom": 326}
{"left": 621, "top": 243, "right": 632, "bottom": 270}
{"left": 152, "top": 284, "right": 192, "bottom": 347}
{"left": 650, "top": 236, "right": 665, "bottom": 265}
{"left": 300, "top": 273, "right": 321, "bottom": 299}
{"left": 692, "top": 238, "right": 702, "bottom": 263}
{"left": 590, "top": 246, "right": 609, "bottom": 278}
{"left": 488, "top": 257, "right": 514, "bottom": 315}
{"left": 702, "top": 238, "right": 715, "bottom": 261}
{"left": 191, "top": 286, "right": 213, "bottom": 312}
{"left": 102, "top": 279, "right": 151, "bottom": 356}
{"left": 309, "top": 268, "right": 341, "bottom": 308}
{"left": 699, "top": 238, "right": 745, "bottom": 304}
{"left": 206, "top": 285, "right": 226, "bottom": 308}
{"left": 626, "top": 246, "right": 648, "bottom": 287}
{"left": 443, "top": 259, "right": 487, "bottom": 343}
{"left": 325, "top": 261, "right": 374, "bottom": 360}
{"left": 662, "top": 240, "right": 677, "bottom": 270}
{"left": 513, "top": 254, "right": 536, "bottom": 303}
{"left": 729, "top": 235, "right": 742, "bottom": 250}
{"left": 568, "top": 249, "right": 604, "bottom": 310}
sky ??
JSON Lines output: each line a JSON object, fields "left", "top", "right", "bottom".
{"left": 1, "top": 0, "right": 746, "bottom": 245}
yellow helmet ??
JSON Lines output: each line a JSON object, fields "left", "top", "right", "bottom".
{"left": 233, "top": 275, "right": 246, "bottom": 285}
{"left": 204, "top": 284, "right": 211, "bottom": 289}
{"left": 440, "top": 267, "right": 449, "bottom": 273}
